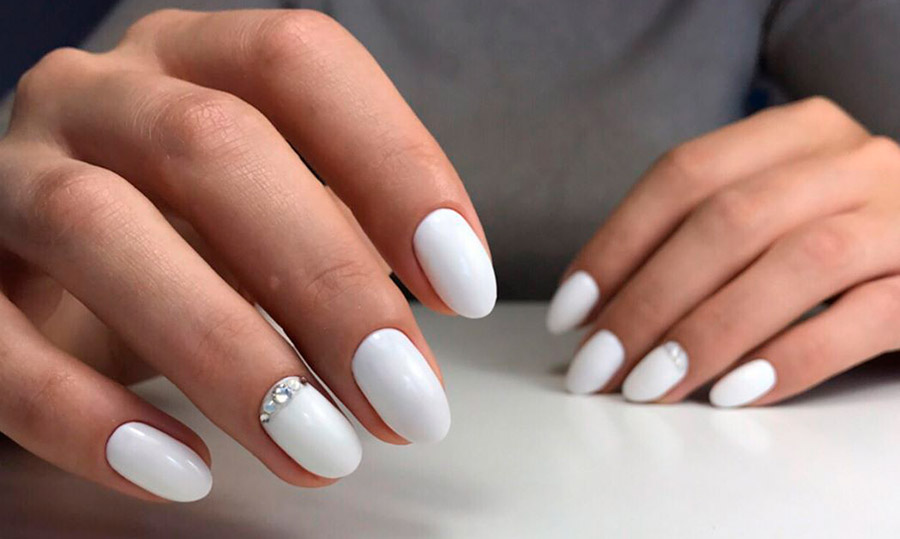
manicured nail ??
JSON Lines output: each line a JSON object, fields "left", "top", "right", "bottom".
{"left": 413, "top": 208, "right": 497, "bottom": 319}
{"left": 547, "top": 271, "right": 600, "bottom": 334}
{"left": 352, "top": 328, "right": 451, "bottom": 443}
{"left": 106, "top": 422, "right": 212, "bottom": 502}
{"left": 709, "top": 359, "right": 776, "bottom": 408}
{"left": 566, "top": 330, "right": 624, "bottom": 394}
{"left": 260, "top": 376, "right": 362, "bottom": 479}
{"left": 622, "top": 341, "right": 689, "bottom": 402}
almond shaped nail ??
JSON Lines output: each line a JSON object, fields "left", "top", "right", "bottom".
{"left": 566, "top": 329, "right": 624, "bottom": 394}
{"left": 547, "top": 271, "right": 600, "bottom": 334}
{"left": 413, "top": 208, "right": 497, "bottom": 319}
{"left": 352, "top": 328, "right": 451, "bottom": 443}
{"left": 710, "top": 359, "right": 776, "bottom": 408}
{"left": 622, "top": 341, "right": 689, "bottom": 402}
{"left": 260, "top": 376, "right": 362, "bottom": 479}
{"left": 106, "top": 422, "right": 212, "bottom": 502}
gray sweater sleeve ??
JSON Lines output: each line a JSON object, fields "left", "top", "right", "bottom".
{"left": 764, "top": 0, "right": 900, "bottom": 138}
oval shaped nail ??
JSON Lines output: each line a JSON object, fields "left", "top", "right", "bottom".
{"left": 709, "top": 359, "right": 776, "bottom": 408}
{"left": 106, "top": 422, "right": 212, "bottom": 503}
{"left": 413, "top": 208, "right": 496, "bottom": 319}
{"left": 566, "top": 329, "right": 624, "bottom": 394}
{"left": 260, "top": 376, "right": 362, "bottom": 479}
{"left": 352, "top": 328, "right": 451, "bottom": 443}
{"left": 622, "top": 341, "right": 689, "bottom": 402}
{"left": 547, "top": 271, "right": 600, "bottom": 334}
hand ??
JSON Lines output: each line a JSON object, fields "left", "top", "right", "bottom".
{"left": 548, "top": 97, "right": 900, "bottom": 407}
{"left": 0, "top": 9, "right": 495, "bottom": 502}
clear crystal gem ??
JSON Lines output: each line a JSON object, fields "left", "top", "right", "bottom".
{"left": 273, "top": 386, "right": 292, "bottom": 403}
{"left": 263, "top": 400, "right": 277, "bottom": 413}
{"left": 287, "top": 378, "right": 301, "bottom": 391}
{"left": 259, "top": 413, "right": 270, "bottom": 424}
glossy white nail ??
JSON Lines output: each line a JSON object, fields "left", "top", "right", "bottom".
{"left": 106, "top": 422, "right": 212, "bottom": 502}
{"left": 566, "top": 330, "right": 624, "bottom": 394}
{"left": 622, "top": 341, "right": 689, "bottom": 402}
{"left": 413, "top": 208, "right": 497, "bottom": 319}
{"left": 709, "top": 359, "right": 777, "bottom": 408}
{"left": 260, "top": 376, "right": 362, "bottom": 479}
{"left": 352, "top": 328, "right": 451, "bottom": 443}
{"left": 547, "top": 271, "right": 600, "bottom": 334}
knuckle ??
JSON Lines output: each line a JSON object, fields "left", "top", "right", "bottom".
{"left": 189, "top": 310, "right": 262, "bottom": 375}
{"left": 697, "top": 188, "right": 763, "bottom": 238}
{"left": 303, "top": 254, "right": 375, "bottom": 310}
{"left": 790, "top": 223, "right": 856, "bottom": 270}
{"left": 654, "top": 141, "right": 715, "bottom": 192}
{"left": 253, "top": 10, "right": 346, "bottom": 68}
{"left": 20, "top": 165, "right": 125, "bottom": 247}
{"left": 151, "top": 91, "right": 255, "bottom": 160}
{"left": 858, "top": 279, "right": 900, "bottom": 332}
{"left": 124, "top": 8, "right": 187, "bottom": 41}
{"left": 793, "top": 95, "right": 846, "bottom": 121}
{"left": 373, "top": 138, "right": 449, "bottom": 187}
{"left": 15, "top": 47, "right": 91, "bottom": 104}
{"left": 860, "top": 136, "right": 900, "bottom": 166}
{"left": 19, "top": 369, "right": 77, "bottom": 431}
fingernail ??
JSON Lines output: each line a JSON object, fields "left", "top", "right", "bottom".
{"left": 565, "top": 329, "right": 624, "bottom": 394}
{"left": 260, "top": 376, "right": 362, "bottom": 479}
{"left": 709, "top": 359, "right": 776, "bottom": 408}
{"left": 413, "top": 208, "right": 497, "bottom": 319}
{"left": 546, "top": 271, "right": 600, "bottom": 334}
{"left": 352, "top": 328, "right": 451, "bottom": 443}
{"left": 622, "top": 341, "right": 689, "bottom": 402}
{"left": 106, "top": 422, "right": 212, "bottom": 502}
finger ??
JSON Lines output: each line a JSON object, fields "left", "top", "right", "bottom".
{"left": 710, "top": 275, "right": 900, "bottom": 407}
{"left": 547, "top": 97, "right": 868, "bottom": 334}
{"left": 0, "top": 293, "right": 211, "bottom": 502}
{"left": 622, "top": 211, "right": 900, "bottom": 403}
{"left": 566, "top": 143, "right": 875, "bottom": 395}
{"left": 125, "top": 8, "right": 496, "bottom": 317}
{"left": 21, "top": 51, "right": 451, "bottom": 445}
{"left": 0, "top": 144, "right": 361, "bottom": 484}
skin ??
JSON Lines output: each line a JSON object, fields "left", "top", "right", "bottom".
{"left": 0, "top": 9, "right": 488, "bottom": 500}
{"left": 564, "top": 96, "right": 900, "bottom": 405}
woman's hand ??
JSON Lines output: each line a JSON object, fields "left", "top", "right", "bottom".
{"left": 0, "top": 9, "right": 495, "bottom": 502}
{"left": 549, "top": 97, "right": 900, "bottom": 407}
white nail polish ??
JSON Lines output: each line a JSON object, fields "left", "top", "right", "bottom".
{"left": 413, "top": 208, "right": 497, "bottom": 319}
{"left": 709, "top": 359, "right": 776, "bottom": 408}
{"left": 106, "top": 422, "right": 212, "bottom": 502}
{"left": 566, "top": 330, "right": 624, "bottom": 394}
{"left": 352, "top": 328, "right": 451, "bottom": 443}
{"left": 546, "top": 271, "right": 600, "bottom": 334}
{"left": 260, "top": 376, "right": 362, "bottom": 479}
{"left": 622, "top": 341, "right": 689, "bottom": 402}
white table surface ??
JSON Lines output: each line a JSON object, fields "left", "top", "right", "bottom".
{"left": 2, "top": 303, "right": 900, "bottom": 538}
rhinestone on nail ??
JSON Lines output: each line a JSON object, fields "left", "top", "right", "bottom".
{"left": 663, "top": 341, "right": 688, "bottom": 371}
{"left": 258, "top": 375, "right": 305, "bottom": 424}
